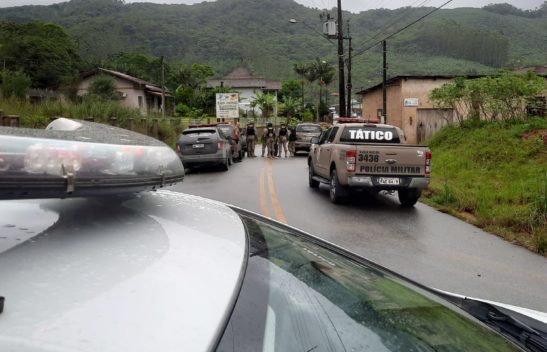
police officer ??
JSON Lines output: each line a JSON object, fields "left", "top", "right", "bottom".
{"left": 288, "top": 125, "right": 297, "bottom": 157}
{"left": 231, "top": 121, "right": 241, "bottom": 162}
{"left": 246, "top": 122, "right": 256, "bottom": 157}
{"left": 265, "top": 122, "right": 276, "bottom": 158}
{"left": 278, "top": 123, "right": 288, "bottom": 158}
{"left": 261, "top": 124, "right": 268, "bottom": 157}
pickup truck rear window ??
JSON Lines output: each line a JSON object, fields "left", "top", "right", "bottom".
{"left": 340, "top": 126, "right": 400, "bottom": 144}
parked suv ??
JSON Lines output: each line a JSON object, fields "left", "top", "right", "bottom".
{"left": 176, "top": 125, "right": 232, "bottom": 171}
{"left": 294, "top": 122, "right": 322, "bottom": 153}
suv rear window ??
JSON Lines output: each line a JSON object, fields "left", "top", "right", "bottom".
{"left": 296, "top": 125, "right": 321, "bottom": 133}
{"left": 340, "top": 126, "right": 400, "bottom": 143}
{"left": 182, "top": 129, "right": 216, "bottom": 137}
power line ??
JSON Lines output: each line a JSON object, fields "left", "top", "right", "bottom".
{"left": 355, "top": 0, "right": 431, "bottom": 47}
{"left": 352, "top": 0, "right": 453, "bottom": 59}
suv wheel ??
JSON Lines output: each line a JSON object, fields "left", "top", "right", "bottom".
{"left": 308, "top": 164, "right": 319, "bottom": 188}
{"left": 329, "top": 169, "right": 346, "bottom": 204}
{"left": 221, "top": 157, "right": 229, "bottom": 171}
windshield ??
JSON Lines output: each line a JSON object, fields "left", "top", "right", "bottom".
{"left": 217, "top": 126, "right": 232, "bottom": 135}
{"left": 217, "top": 213, "right": 519, "bottom": 352}
{"left": 296, "top": 125, "right": 322, "bottom": 133}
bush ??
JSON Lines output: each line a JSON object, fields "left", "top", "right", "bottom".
{"left": 87, "top": 75, "right": 121, "bottom": 100}
{"left": 1, "top": 70, "right": 31, "bottom": 99}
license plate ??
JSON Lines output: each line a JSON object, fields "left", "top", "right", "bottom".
{"left": 378, "top": 177, "right": 400, "bottom": 185}
{"left": 192, "top": 144, "right": 204, "bottom": 149}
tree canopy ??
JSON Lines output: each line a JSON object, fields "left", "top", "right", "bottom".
{"left": 0, "top": 21, "right": 81, "bottom": 89}
{"left": 0, "top": 0, "right": 545, "bottom": 90}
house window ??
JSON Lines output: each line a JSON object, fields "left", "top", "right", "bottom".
{"left": 138, "top": 96, "right": 143, "bottom": 108}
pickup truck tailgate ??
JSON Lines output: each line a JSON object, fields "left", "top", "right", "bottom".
{"left": 355, "top": 145, "right": 429, "bottom": 176}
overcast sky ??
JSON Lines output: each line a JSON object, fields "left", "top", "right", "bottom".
{"left": 0, "top": 0, "right": 543, "bottom": 12}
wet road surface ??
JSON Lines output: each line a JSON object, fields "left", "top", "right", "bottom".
{"left": 169, "top": 151, "right": 547, "bottom": 311}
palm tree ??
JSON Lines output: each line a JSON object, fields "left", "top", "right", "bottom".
{"left": 281, "top": 96, "right": 302, "bottom": 123}
{"left": 293, "top": 63, "right": 309, "bottom": 108}
{"left": 310, "top": 58, "right": 335, "bottom": 121}
{"left": 253, "top": 92, "right": 276, "bottom": 118}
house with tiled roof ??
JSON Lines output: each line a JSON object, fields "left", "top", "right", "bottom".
{"left": 77, "top": 68, "right": 172, "bottom": 115}
{"left": 207, "top": 67, "right": 281, "bottom": 116}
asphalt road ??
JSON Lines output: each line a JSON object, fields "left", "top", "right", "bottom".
{"left": 169, "top": 150, "right": 547, "bottom": 312}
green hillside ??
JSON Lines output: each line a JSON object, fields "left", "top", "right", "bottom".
{"left": 423, "top": 118, "right": 547, "bottom": 255}
{"left": 0, "top": 0, "right": 545, "bottom": 90}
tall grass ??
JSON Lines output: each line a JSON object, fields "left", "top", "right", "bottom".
{"left": 0, "top": 97, "right": 146, "bottom": 125}
{"left": 0, "top": 97, "right": 186, "bottom": 147}
{"left": 423, "top": 117, "right": 547, "bottom": 255}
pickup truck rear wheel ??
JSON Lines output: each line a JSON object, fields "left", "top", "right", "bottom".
{"left": 398, "top": 189, "right": 421, "bottom": 207}
{"left": 308, "top": 164, "right": 319, "bottom": 188}
{"left": 329, "top": 169, "right": 347, "bottom": 204}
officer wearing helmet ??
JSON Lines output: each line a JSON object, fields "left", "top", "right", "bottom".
{"left": 288, "top": 125, "right": 297, "bottom": 157}
{"left": 263, "top": 122, "right": 276, "bottom": 158}
{"left": 278, "top": 123, "right": 288, "bottom": 158}
{"left": 231, "top": 121, "right": 241, "bottom": 162}
{"left": 246, "top": 122, "right": 256, "bottom": 157}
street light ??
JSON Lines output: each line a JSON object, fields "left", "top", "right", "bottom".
{"left": 289, "top": 18, "right": 334, "bottom": 44}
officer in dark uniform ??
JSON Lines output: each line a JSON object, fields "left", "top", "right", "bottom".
{"left": 288, "top": 125, "right": 297, "bottom": 157}
{"left": 246, "top": 122, "right": 256, "bottom": 157}
{"left": 265, "top": 122, "right": 276, "bottom": 158}
{"left": 278, "top": 123, "right": 288, "bottom": 158}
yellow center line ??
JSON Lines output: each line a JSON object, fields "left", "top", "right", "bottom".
{"left": 266, "top": 159, "right": 287, "bottom": 224}
{"left": 258, "top": 163, "right": 270, "bottom": 217}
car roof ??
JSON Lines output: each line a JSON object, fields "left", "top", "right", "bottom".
{"left": 338, "top": 123, "right": 398, "bottom": 129}
{"left": 183, "top": 126, "right": 220, "bottom": 132}
{"left": 0, "top": 191, "right": 246, "bottom": 352}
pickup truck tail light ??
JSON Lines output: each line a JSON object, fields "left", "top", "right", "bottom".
{"left": 218, "top": 141, "right": 224, "bottom": 150}
{"left": 425, "top": 151, "right": 432, "bottom": 175}
{"left": 346, "top": 149, "right": 356, "bottom": 172}
{"left": 176, "top": 144, "right": 181, "bottom": 153}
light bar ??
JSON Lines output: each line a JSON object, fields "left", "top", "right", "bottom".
{"left": 0, "top": 118, "right": 184, "bottom": 199}
{"left": 337, "top": 118, "right": 380, "bottom": 124}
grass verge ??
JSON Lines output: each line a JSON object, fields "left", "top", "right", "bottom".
{"left": 421, "top": 118, "right": 547, "bottom": 256}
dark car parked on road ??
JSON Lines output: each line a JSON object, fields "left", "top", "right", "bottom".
{"left": 176, "top": 125, "right": 232, "bottom": 171}
{"left": 295, "top": 122, "right": 322, "bottom": 154}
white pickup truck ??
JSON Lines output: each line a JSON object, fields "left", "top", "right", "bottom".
{"left": 308, "top": 119, "right": 431, "bottom": 206}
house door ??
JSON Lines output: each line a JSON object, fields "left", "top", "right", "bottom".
{"left": 416, "top": 108, "right": 453, "bottom": 143}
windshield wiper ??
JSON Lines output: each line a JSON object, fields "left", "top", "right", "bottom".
{"left": 450, "top": 297, "right": 547, "bottom": 352}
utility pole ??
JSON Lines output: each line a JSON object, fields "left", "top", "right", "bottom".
{"left": 160, "top": 56, "right": 165, "bottom": 119}
{"left": 382, "top": 40, "right": 387, "bottom": 124}
{"left": 346, "top": 20, "right": 352, "bottom": 118}
{"left": 337, "top": 0, "right": 346, "bottom": 117}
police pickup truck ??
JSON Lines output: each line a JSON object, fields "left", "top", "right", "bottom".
{"left": 308, "top": 118, "right": 431, "bottom": 206}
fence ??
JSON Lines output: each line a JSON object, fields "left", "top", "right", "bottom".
{"left": 0, "top": 112, "right": 295, "bottom": 144}
{"left": 0, "top": 110, "right": 21, "bottom": 127}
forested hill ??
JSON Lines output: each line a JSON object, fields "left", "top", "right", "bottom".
{"left": 0, "top": 0, "right": 545, "bottom": 90}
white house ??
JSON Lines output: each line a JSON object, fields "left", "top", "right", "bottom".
{"left": 207, "top": 67, "right": 281, "bottom": 116}
{"left": 77, "top": 68, "right": 172, "bottom": 115}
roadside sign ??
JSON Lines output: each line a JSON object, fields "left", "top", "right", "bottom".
{"left": 216, "top": 93, "right": 239, "bottom": 119}
{"left": 404, "top": 98, "right": 419, "bottom": 107}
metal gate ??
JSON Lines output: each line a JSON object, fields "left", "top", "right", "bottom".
{"left": 416, "top": 108, "right": 453, "bottom": 143}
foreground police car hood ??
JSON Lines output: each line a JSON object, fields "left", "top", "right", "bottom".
{"left": 0, "top": 191, "right": 246, "bottom": 352}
